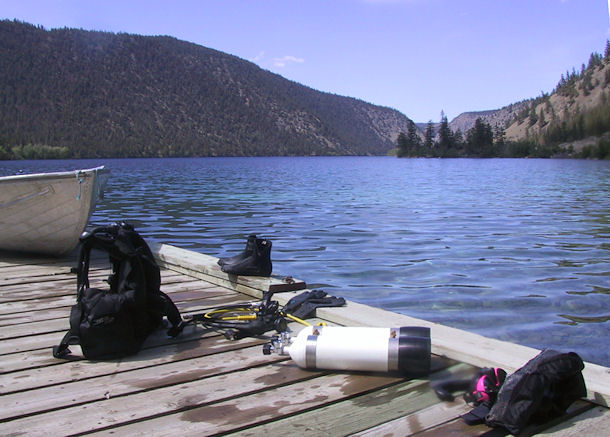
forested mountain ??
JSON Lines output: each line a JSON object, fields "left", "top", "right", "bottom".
{"left": 0, "top": 20, "right": 413, "bottom": 158}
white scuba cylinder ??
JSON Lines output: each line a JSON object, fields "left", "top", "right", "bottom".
{"left": 283, "top": 325, "right": 430, "bottom": 374}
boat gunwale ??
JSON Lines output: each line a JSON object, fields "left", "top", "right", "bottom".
{"left": 0, "top": 166, "right": 109, "bottom": 182}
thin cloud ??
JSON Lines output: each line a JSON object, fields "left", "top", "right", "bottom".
{"left": 251, "top": 51, "right": 266, "bottom": 63}
{"left": 273, "top": 55, "right": 305, "bottom": 68}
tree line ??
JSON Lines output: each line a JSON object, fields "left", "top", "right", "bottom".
{"left": 396, "top": 112, "right": 607, "bottom": 159}
{"left": 396, "top": 114, "right": 550, "bottom": 158}
{"left": 0, "top": 143, "right": 70, "bottom": 160}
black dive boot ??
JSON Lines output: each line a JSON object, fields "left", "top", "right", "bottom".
{"left": 218, "top": 234, "right": 257, "bottom": 267}
{"left": 221, "top": 238, "right": 272, "bottom": 277}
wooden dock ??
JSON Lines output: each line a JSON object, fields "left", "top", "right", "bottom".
{"left": 1, "top": 243, "right": 609, "bottom": 436}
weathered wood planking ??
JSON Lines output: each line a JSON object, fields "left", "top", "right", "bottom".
{"left": 151, "top": 243, "right": 610, "bottom": 408}
{"left": 541, "top": 405, "right": 610, "bottom": 436}
{"left": 225, "top": 362, "right": 473, "bottom": 437}
{"left": 0, "top": 245, "right": 608, "bottom": 436}
{"left": 2, "top": 343, "right": 285, "bottom": 421}
{"left": 350, "top": 400, "right": 474, "bottom": 437}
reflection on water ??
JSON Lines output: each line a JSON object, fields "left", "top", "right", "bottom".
{"left": 2, "top": 157, "right": 609, "bottom": 366}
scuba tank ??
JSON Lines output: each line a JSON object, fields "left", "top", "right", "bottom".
{"left": 264, "top": 325, "right": 431, "bottom": 374}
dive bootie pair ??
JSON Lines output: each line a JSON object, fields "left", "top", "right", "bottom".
{"left": 220, "top": 236, "right": 273, "bottom": 277}
{"left": 217, "top": 234, "right": 257, "bottom": 267}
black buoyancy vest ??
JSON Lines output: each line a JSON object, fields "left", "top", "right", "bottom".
{"left": 53, "top": 222, "right": 184, "bottom": 360}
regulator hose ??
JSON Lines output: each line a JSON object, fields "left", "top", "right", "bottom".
{"left": 185, "top": 289, "right": 343, "bottom": 340}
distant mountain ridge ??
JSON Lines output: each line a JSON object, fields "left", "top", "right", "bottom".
{"left": 448, "top": 103, "right": 529, "bottom": 134}
{"left": 0, "top": 20, "right": 413, "bottom": 157}
{"left": 416, "top": 102, "right": 530, "bottom": 138}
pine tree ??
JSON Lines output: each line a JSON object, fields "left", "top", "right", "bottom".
{"left": 528, "top": 103, "right": 539, "bottom": 126}
{"left": 424, "top": 120, "right": 434, "bottom": 154}
{"left": 466, "top": 118, "right": 494, "bottom": 157}
{"left": 407, "top": 120, "right": 422, "bottom": 155}
{"left": 539, "top": 109, "right": 546, "bottom": 127}
{"left": 493, "top": 124, "right": 505, "bottom": 146}
{"left": 437, "top": 111, "right": 453, "bottom": 155}
{"left": 396, "top": 132, "right": 409, "bottom": 157}
{"left": 396, "top": 120, "right": 422, "bottom": 157}
{"left": 453, "top": 129, "right": 464, "bottom": 150}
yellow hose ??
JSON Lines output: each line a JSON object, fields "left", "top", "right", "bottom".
{"left": 201, "top": 305, "right": 320, "bottom": 329}
{"left": 284, "top": 313, "right": 311, "bottom": 326}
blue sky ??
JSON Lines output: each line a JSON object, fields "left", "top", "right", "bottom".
{"left": 3, "top": 0, "right": 609, "bottom": 122}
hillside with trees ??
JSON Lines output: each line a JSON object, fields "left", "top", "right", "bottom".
{"left": 504, "top": 44, "right": 610, "bottom": 158}
{"left": 0, "top": 20, "right": 413, "bottom": 159}
{"left": 400, "top": 42, "right": 610, "bottom": 159}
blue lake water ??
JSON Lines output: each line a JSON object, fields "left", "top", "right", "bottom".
{"left": 2, "top": 157, "right": 609, "bottom": 366}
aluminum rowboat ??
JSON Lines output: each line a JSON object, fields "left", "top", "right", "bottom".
{"left": 0, "top": 166, "right": 109, "bottom": 255}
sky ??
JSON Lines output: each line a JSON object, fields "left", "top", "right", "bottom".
{"left": 2, "top": 0, "right": 610, "bottom": 122}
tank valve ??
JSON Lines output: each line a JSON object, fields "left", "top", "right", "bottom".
{"left": 263, "top": 331, "right": 292, "bottom": 355}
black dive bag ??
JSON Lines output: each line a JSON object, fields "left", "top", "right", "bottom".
{"left": 486, "top": 349, "right": 587, "bottom": 435}
{"left": 53, "top": 222, "right": 184, "bottom": 360}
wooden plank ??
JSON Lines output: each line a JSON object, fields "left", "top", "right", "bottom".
{"left": 0, "top": 307, "right": 69, "bottom": 326}
{"left": 226, "top": 361, "right": 473, "bottom": 437}
{"left": 0, "top": 283, "right": 74, "bottom": 301}
{"left": 0, "top": 272, "right": 112, "bottom": 302}
{"left": 0, "top": 361, "right": 325, "bottom": 436}
{"left": 350, "top": 399, "right": 473, "bottom": 437}
{"left": 0, "top": 317, "right": 68, "bottom": 340}
{"left": 0, "top": 258, "right": 160, "bottom": 283}
{"left": 0, "top": 278, "right": 213, "bottom": 308}
{"left": 0, "top": 254, "right": 75, "bottom": 269}
{"left": 0, "top": 267, "right": 76, "bottom": 287}
{"left": 2, "top": 344, "right": 288, "bottom": 421}
{"left": 0, "top": 269, "right": 186, "bottom": 299}
{"left": 85, "top": 371, "right": 410, "bottom": 436}
{"left": 0, "top": 348, "right": 66, "bottom": 374}
{"left": 0, "top": 284, "right": 223, "bottom": 326}
{"left": 1, "top": 331, "right": 260, "bottom": 393}
{"left": 0, "top": 295, "right": 77, "bottom": 316}
{"left": 0, "top": 257, "right": 178, "bottom": 286}
{"left": 0, "top": 276, "right": 224, "bottom": 316}
{"left": 0, "top": 331, "right": 65, "bottom": 355}
{"left": 541, "top": 406, "right": 610, "bottom": 436}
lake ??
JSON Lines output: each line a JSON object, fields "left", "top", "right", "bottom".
{"left": 2, "top": 156, "right": 609, "bottom": 366}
